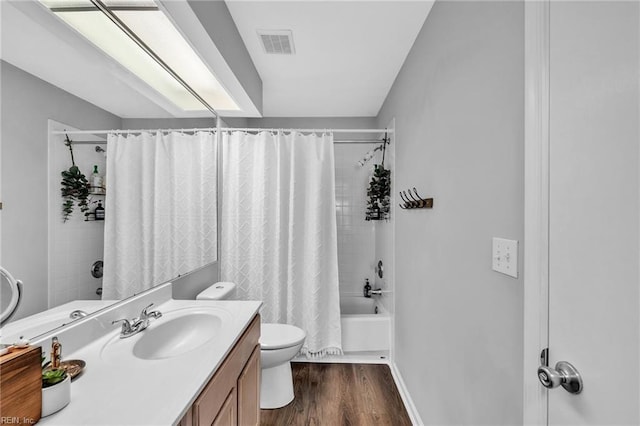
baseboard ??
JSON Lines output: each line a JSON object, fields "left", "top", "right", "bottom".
{"left": 388, "top": 361, "right": 424, "bottom": 426}
{"left": 293, "top": 350, "right": 389, "bottom": 364}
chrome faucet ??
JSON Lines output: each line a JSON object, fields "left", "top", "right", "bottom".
{"left": 137, "top": 303, "right": 163, "bottom": 329}
{"left": 112, "top": 303, "right": 162, "bottom": 338}
{"left": 365, "top": 287, "right": 384, "bottom": 297}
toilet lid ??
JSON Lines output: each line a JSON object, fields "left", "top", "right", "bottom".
{"left": 260, "top": 323, "right": 306, "bottom": 350}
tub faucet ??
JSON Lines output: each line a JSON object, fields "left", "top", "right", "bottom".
{"left": 69, "top": 310, "right": 88, "bottom": 320}
{"left": 365, "top": 287, "right": 383, "bottom": 297}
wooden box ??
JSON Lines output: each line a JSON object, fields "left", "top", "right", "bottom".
{"left": 0, "top": 346, "right": 42, "bottom": 424}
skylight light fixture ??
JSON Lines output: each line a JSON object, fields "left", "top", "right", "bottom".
{"left": 40, "top": 0, "right": 239, "bottom": 113}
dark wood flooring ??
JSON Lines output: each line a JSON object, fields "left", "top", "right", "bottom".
{"left": 260, "top": 363, "right": 412, "bottom": 426}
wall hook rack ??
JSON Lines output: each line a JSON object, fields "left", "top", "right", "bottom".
{"left": 399, "top": 187, "right": 433, "bottom": 209}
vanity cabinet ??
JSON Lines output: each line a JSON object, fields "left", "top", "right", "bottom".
{"left": 179, "top": 314, "right": 260, "bottom": 426}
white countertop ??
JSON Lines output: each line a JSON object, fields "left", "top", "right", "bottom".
{"left": 38, "top": 299, "right": 261, "bottom": 426}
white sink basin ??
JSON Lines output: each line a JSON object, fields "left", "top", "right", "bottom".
{"left": 101, "top": 307, "right": 231, "bottom": 362}
{"left": 133, "top": 313, "right": 221, "bottom": 360}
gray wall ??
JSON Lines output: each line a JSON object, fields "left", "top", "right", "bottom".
{"left": 171, "top": 262, "right": 218, "bottom": 301}
{"left": 121, "top": 117, "right": 248, "bottom": 130}
{"left": 1, "top": 60, "right": 122, "bottom": 319}
{"left": 244, "top": 117, "right": 376, "bottom": 130}
{"left": 376, "top": 2, "right": 524, "bottom": 424}
{"left": 121, "top": 117, "right": 217, "bottom": 130}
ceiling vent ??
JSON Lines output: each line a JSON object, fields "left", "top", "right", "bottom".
{"left": 257, "top": 30, "right": 295, "bottom": 55}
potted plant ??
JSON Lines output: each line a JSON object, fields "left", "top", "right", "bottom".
{"left": 41, "top": 357, "right": 70, "bottom": 417}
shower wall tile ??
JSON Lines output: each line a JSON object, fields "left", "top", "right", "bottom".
{"left": 334, "top": 144, "right": 377, "bottom": 295}
{"left": 49, "top": 121, "right": 105, "bottom": 308}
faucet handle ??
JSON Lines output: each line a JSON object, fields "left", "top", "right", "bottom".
{"left": 140, "top": 303, "right": 154, "bottom": 318}
{"left": 140, "top": 303, "right": 162, "bottom": 320}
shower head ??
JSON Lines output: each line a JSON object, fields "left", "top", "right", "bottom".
{"left": 95, "top": 146, "right": 106, "bottom": 157}
{"left": 355, "top": 145, "right": 383, "bottom": 167}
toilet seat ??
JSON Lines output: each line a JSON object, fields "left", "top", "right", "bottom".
{"left": 260, "top": 324, "right": 306, "bottom": 350}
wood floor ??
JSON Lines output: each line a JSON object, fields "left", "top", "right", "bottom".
{"left": 260, "top": 363, "right": 412, "bottom": 426}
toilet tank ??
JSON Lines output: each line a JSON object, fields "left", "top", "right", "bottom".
{"left": 196, "top": 282, "right": 237, "bottom": 300}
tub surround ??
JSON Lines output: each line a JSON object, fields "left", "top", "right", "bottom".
{"left": 28, "top": 283, "right": 261, "bottom": 425}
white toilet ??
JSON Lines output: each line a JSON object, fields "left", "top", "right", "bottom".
{"left": 196, "top": 282, "right": 306, "bottom": 409}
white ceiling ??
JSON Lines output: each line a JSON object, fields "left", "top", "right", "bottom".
{"left": 225, "top": 0, "right": 434, "bottom": 117}
{"left": 1, "top": 1, "right": 433, "bottom": 119}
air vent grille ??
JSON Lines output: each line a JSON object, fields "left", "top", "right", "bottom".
{"left": 257, "top": 30, "right": 295, "bottom": 55}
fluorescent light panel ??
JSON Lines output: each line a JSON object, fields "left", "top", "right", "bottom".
{"left": 41, "top": 0, "right": 239, "bottom": 112}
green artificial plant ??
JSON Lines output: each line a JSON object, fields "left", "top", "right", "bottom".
{"left": 60, "top": 135, "right": 90, "bottom": 222}
{"left": 365, "top": 165, "right": 391, "bottom": 221}
{"left": 365, "top": 135, "right": 391, "bottom": 221}
{"left": 41, "top": 356, "right": 67, "bottom": 388}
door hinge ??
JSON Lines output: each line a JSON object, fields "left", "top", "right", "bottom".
{"left": 540, "top": 347, "right": 549, "bottom": 367}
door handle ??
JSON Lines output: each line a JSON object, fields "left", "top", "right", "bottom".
{"left": 537, "top": 361, "right": 583, "bottom": 394}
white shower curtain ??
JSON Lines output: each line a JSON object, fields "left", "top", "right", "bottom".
{"left": 103, "top": 131, "right": 217, "bottom": 300}
{"left": 221, "top": 131, "right": 342, "bottom": 357}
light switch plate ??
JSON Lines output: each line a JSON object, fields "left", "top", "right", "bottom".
{"left": 492, "top": 237, "right": 518, "bottom": 278}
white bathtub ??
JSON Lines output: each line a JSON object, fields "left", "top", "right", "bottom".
{"left": 0, "top": 300, "right": 113, "bottom": 344}
{"left": 340, "top": 296, "right": 390, "bottom": 352}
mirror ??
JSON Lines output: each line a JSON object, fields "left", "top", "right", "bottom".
{"left": 0, "top": 267, "right": 22, "bottom": 324}
{"left": 0, "top": 1, "right": 218, "bottom": 342}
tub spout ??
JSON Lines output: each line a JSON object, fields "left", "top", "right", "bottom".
{"left": 69, "top": 310, "right": 88, "bottom": 320}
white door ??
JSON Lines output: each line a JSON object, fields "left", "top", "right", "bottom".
{"left": 545, "top": 1, "right": 640, "bottom": 424}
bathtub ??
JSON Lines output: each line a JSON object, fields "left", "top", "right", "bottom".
{"left": 0, "top": 300, "right": 113, "bottom": 344}
{"left": 340, "top": 296, "right": 390, "bottom": 352}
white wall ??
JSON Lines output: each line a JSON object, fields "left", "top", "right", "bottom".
{"left": 376, "top": 2, "right": 524, "bottom": 424}
{"left": 1, "top": 61, "right": 121, "bottom": 320}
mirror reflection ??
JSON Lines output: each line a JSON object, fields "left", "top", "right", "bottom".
{"left": 0, "top": 1, "right": 220, "bottom": 342}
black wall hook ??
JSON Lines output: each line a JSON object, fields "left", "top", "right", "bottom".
{"left": 399, "top": 187, "right": 433, "bottom": 210}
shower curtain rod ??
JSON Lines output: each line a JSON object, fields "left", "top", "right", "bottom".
{"left": 68, "top": 139, "right": 383, "bottom": 145}
{"left": 52, "top": 128, "right": 391, "bottom": 135}
{"left": 53, "top": 128, "right": 392, "bottom": 145}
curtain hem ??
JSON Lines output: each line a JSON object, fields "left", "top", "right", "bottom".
{"left": 299, "top": 346, "right": 343, "bottom": 359}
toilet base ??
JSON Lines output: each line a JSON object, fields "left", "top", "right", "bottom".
{"left": 260, "top": 361, "right": 294, "bottom": 409}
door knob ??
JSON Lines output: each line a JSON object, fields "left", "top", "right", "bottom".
{"left": 537, "top": 361, "right": 583, "bottom": 394}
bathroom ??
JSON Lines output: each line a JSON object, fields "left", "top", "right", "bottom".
{"left": 1, "top": 1, "right": 639, "bottom": 425}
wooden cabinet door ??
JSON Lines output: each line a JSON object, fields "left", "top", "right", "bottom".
{"left": 212, "top": 389, "right": 237, "bottom": 426}
{"left": 237, "top": 345, "right": 261, "bottom": 426}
